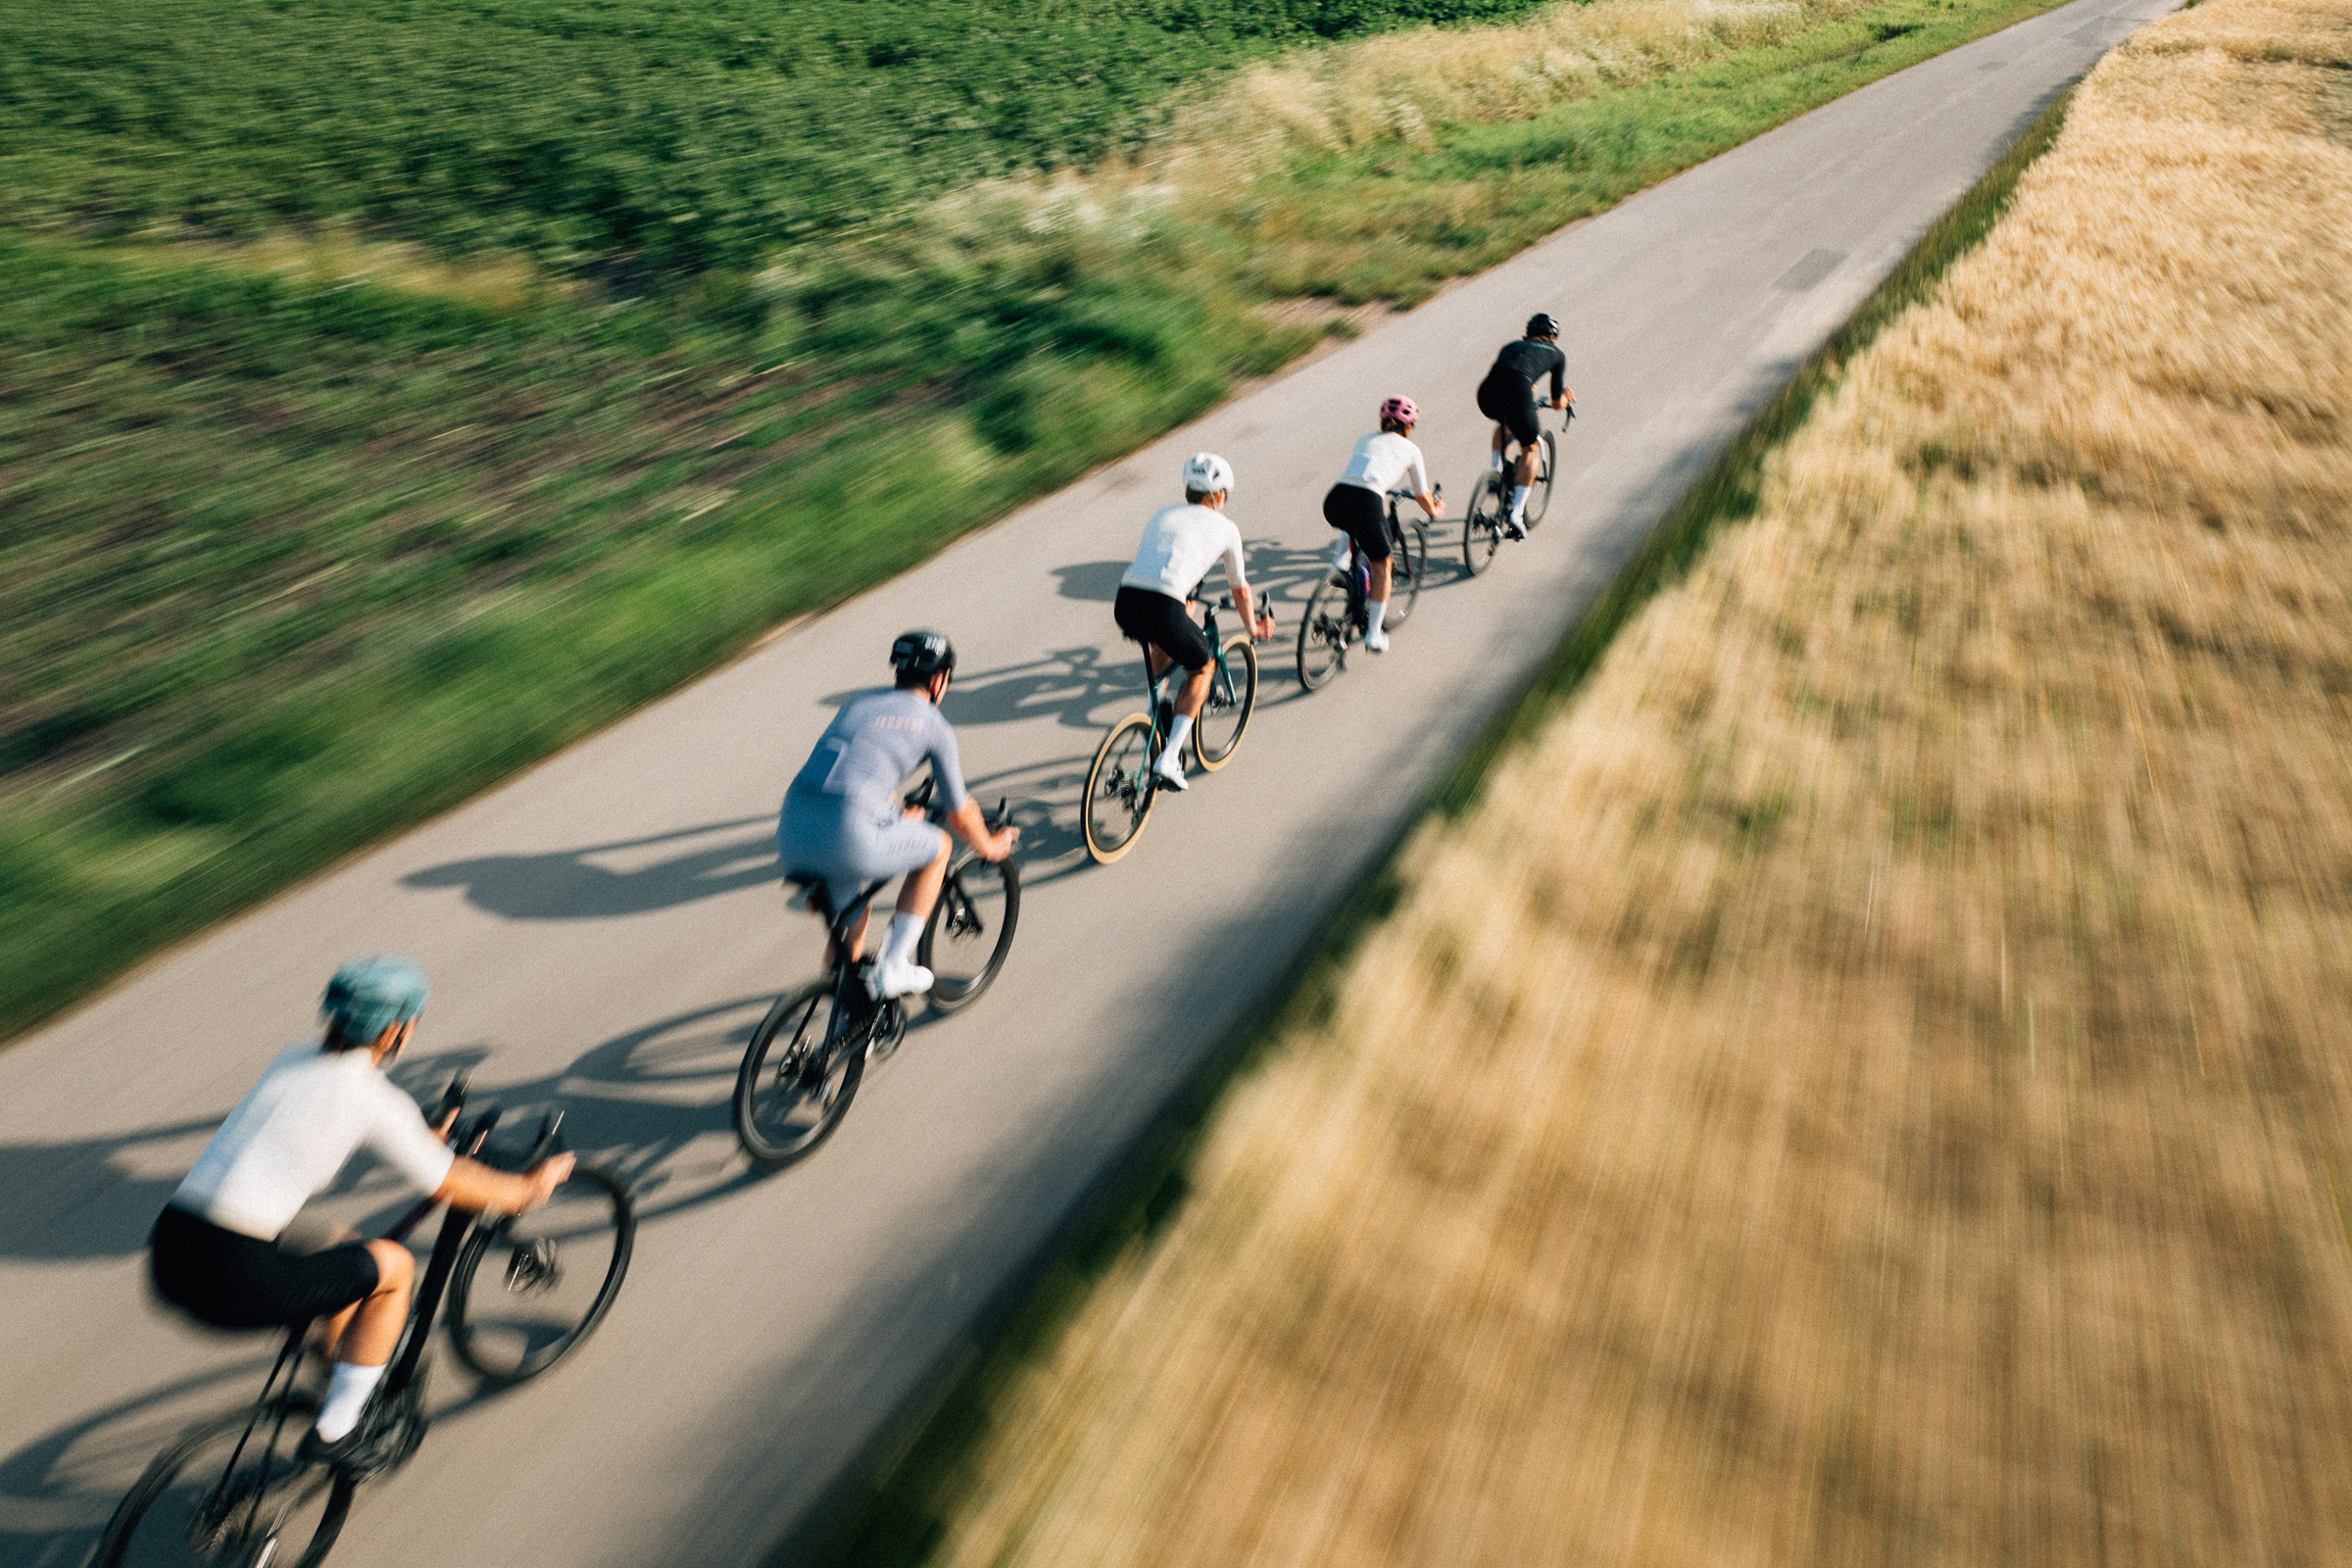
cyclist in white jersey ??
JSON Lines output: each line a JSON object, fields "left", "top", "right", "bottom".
{"left": 1321, "top": 395, "right": 1445, "bottom": 653}
{"left": 149, "top": 957, "right": 572, "bottom": 1462}
{"left": 1111, "top": 453, "right": 1274, "bottom": 792}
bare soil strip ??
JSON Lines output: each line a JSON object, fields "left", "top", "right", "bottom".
{"left": 886, "top": 0, "right": 2352, "bottom": 1560}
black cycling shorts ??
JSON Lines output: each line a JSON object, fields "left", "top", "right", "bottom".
{"left": 1112, "top": 585, "right": 1214, "bottom": 672}
{"left": 1477, "top": 371, "right": 1542, "bottom": 448}
{"left": 150, "top": 1204, "right": 381, "bottom": 1332}
{"left": 1321, "top": 483, "right": 1392, "bottom": 564}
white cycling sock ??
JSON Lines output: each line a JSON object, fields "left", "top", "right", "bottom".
{"left": 1508, "top": 485, "right": 1530, "bottom": 519}
{"left": 1489, "top": 451, "right": 1505, "bottom": 471}
{"left": 316, "top": 1361, "right": 386, "bottom": 1443}
{"left": 1163, "top": 712, "right": 1196, "bottom": 762}
{"left": 1365, "top": 599, "right": 1388, "bottom": 638}
{"left": 882, "top": 911, "right": 924, "bottom": 968}
{"left": 1332, "top": 534, "right": 1351, "bottom": 570}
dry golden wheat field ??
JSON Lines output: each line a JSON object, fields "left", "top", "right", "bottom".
{"left": 903, "top": 0, "right": 2352, "bottom": 1562}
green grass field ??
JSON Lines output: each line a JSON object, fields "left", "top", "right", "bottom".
{"left": 4, "top": 0, "right": 2069, "bottom": 1041}
{"left": 0, "top": 0, "right": 1553, "bottom": 270}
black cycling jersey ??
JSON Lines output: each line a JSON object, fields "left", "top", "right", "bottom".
{"left": 1487, "top": 337, "right": 1567, "bottom": 399}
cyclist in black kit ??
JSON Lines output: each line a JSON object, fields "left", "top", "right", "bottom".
{"left": 1475, "top": 312, "right": 1576, "bottom": 539}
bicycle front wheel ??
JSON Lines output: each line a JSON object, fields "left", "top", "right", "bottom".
{"left": 1192, "top": 635, "right": 1257, "bottom": 771}
{"left": 1083, "top": 713, "right": 1156, "bottom": 863}
{"left": 1384, "top": 518, "right": 1428, "bottom": 628}
{"left": 1462, "top": 476, "right": 1504, "bottom": 576}
{"left": 919, "top": 852, "right": 1020, "bottom": 1011}
{"left": 734, "top": 982, "right": 865, "bottom": 1169}
{"left": 448, "top": 1163, "right": 635, "bottom": 1386}
{"left": 1296, "top": 573, "right": 1351, "bottom": 691}
{"left": 93, "top": 1399, "right": 352, "bottom": 1568}
{"left": 1526, "top": 431, "right": 1557, "bottom": 528}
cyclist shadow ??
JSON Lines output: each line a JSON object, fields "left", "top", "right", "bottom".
{"left": 0, "top": 1350, "right": 302, "bottom": 1568}
{"left": 399, "top": 817, "right": 777, "bottom": 921}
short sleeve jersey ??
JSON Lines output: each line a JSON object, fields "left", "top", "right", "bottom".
{"left": 1337, "top": 431, "right": 1431, "bottom": 498}
{"left": 1487, "top": 338, "right": 1568, "bottom": 400}
{"left": 788, "top": 688, "right": 969, "bottom": 812}
{"left": 1120, "top": 503, "right": 1250, "bottom": 603}
{"left": 174, "top": 1041, "right": 457, "bottom": 1240}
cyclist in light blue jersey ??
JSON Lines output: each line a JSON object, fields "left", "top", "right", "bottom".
{"left": 777, "top": 630, "right": 1018, "bottom": 999}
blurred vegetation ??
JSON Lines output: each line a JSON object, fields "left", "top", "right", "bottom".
{"left": 0, "top": 0, "right": 1559, "bottom": 272}
{"left": 4, "top": 0, "right": 2061, "bottom": 1039}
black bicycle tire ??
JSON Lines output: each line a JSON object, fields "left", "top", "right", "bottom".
{"left": 733, "top": 982, "right": 865, "bottom": 1169}
{"left": 1385, "top": 519, "right": 1427, "bottom": 627}
{"left": 1082, "top": 713, "right": 1156, "bottom": 863}
{"left": 918, "top": 853, "right": 1021, "bottom": 1011}
{"left": 93, "top": 1398, "right": 352, "bottom": 1568}
{"left": 1192, "top": 635, "right": 1257, "bottom": 771}
{"left": 1295, "top": 573, "right": 1349, "bottom": 691}
{"left": 447, "top": 1163, "right": 636, "bottom": 1386}
{"left": 1526, "top": 431, "right": 1557, "bottom": 528}
{"left": 1463, "top": 476, "right": 1502, "bottom": 576}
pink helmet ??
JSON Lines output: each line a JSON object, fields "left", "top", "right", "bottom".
{"left": 1379, "top": 394, "right": 1418, "bottom": 425}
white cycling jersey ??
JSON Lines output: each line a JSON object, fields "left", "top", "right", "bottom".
{"left": 1337, "top": 431, "right": 1430, "bottom": 499}
{"left": 1120, "top": 503, "right": 1250, "bottom": 603}
{"left": 173, "top": 1041, "right": 456, "bottom": 1240}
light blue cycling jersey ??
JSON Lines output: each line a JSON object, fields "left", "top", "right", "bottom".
{"left": 787, "top": 689, "right": 968, "bottom": 813}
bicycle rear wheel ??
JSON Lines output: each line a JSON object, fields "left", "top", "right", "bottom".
{"left": 1192, "top": 635, "right": 1257, "bottom": 771}
{"left": 1384, "top": 517, "right": 1427, "bottom": 627}
{"left": 733, "top": 982, "right": 865, "bottom": 1169}
{"left": 1083, "top": 713, "right": 1156, "bottom": 863}
{"left": 1525, "top": 431, "right": 1557, "bottom": 528}
{"left": 93, "top": 1399, "right": 352, "bottom": 1568}
{"left": 448, "top": 1162, "right": 635, "bottom": 1385}
{"left": 1462, "top": 476, "right": 1504, "bottom": 576}
{"left": 1295, "top": 573, "right": 1351, "bottom": 691}
{"left": 919, "top": 852, "right": 1020, "bottom": 1011}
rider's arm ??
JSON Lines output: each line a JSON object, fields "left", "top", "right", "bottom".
{"left": 1222, "top": 528, "right": 1275, "bottom": 640}
{"left": 364, "top": 1078, "right": 569, "bottom": 1216}
{"left": 946, "top": 795, "right": 1017, "bottom": 861}
{"left": 435, "top": 1152, "right": 573, "bottom": 1217}
{"left": 1406, "top": 445, "right": 1443, "bottom": 518}
{"left": 927, "top": 709, "right": 1017, "bottom": 860}
{"left": 1549, "top": 346, "right": 1572, "bottom": 408}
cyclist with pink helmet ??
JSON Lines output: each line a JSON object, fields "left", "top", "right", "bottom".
{"left": 1321, "top": 395, "right": 1444, "bottom": 653}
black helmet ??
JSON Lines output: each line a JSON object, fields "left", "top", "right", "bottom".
{"left": 1526, "top": 312, "right": 1560, "bottom": 339}
{"left": 890, "top": 628, "right": 956, "bottom": 677}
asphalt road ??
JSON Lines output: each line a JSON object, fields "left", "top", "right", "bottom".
{"left": 0, "top": 3, "right": 2180, "bottom": 1562}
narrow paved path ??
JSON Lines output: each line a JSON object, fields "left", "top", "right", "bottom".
{"left": 0, "top": 4, "right": 2176, "bottom": 1562}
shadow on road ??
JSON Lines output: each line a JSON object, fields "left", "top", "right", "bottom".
{"left": 401, "top": 817, "right": 777, "bottom": 921}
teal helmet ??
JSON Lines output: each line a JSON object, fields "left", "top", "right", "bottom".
{"left": 321, "top": 956, "right": 430, "bottom": 1042}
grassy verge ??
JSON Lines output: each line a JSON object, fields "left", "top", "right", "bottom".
{"left": 827, "top": 0, "right": 2352, "bottom": 1558}
{"left": 6, "top": 0, "right": 2073, "bottom": 1041}
{"left": 811, "top": 59, "right": 2080, "bottom": 1568}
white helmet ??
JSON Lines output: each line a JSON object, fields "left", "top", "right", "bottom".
{"left": 1181, "top": 452, "right": 1234, "bottom": 496}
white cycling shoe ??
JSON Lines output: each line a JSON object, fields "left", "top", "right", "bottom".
{"left": 1153, "top": 756, "right": 1190, "bottom": 793}
{"left": 1503, "top": 516, "right": 1528, "bottom": 540}
{"left": 873, "top": 958, "right": 934, "bottom": 1000}
{"left": 1362, "top": 628, "right": 1390, "bottom": 654}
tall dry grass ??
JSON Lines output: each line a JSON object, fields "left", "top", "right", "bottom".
{"left": 904, "top": 1, "right": 2352, "bottom": 1562}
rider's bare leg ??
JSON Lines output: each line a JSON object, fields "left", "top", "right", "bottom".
{"left": 1366, "top": 558, "right": 1394, "bottom": 605}
{"left": 1514, "top": 440, "right": 1539, "bottom": 487}
{"left": 1490, "top": 422, "right": 1508, "bottom": 466}
{"left": 1174, "top": 663, "right": 1211, "bottom": 717}
{"left": 331, "top": 1241, "right": 415, "bottom": 1367}
{"left": 894, "top": 835, "right": 949, "bottom": 922}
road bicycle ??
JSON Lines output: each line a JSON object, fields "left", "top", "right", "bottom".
{"left": 737, "top": 779, "right": 1020, "bottom": 1168}
{"left": 1461, "top": 404, "right": 1574, "bottom": 576}
{"left": 1082, "top": 590, "right": 1258, "bottom": 864}
{"left": 95, "top": 1076, "right": 635, "bottom": 1568}
{"left": 1296, "top": 484, "right": 1435, "bottom": 691}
